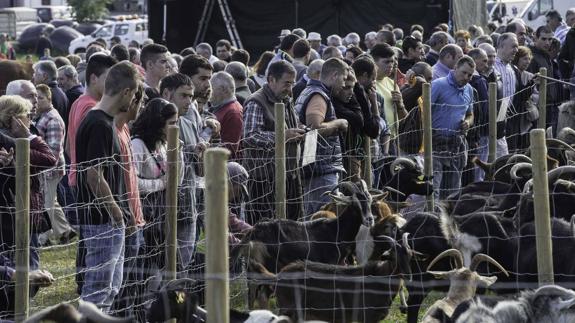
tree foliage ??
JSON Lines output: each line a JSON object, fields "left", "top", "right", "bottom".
{"left": 68, "top": 0, "right": 113, "bottom": 23}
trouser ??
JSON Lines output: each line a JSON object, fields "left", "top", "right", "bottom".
{"left": 79, "top": 223, "right": 125, "bottom": 312}
{"left": 475, "top": 136, "right": 509, "bottom": 181}
{"left": 38, "top": 174, "right": 73, "bottom": 244}
{"left": 111, "top": 227, "right": 144, "bottom": 319}
{"left": 432, "top": 135, "right": 467, "bottom": 200}
{"left": 302, "top": 172, "right": 339, "bottom": 219}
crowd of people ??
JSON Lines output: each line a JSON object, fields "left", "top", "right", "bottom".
{"left": 0, "top": 6, "right": 574, "bottom": 321}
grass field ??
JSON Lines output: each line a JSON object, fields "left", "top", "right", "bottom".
{"left": 30, "top": 240, "right": 442, "bottom": 322}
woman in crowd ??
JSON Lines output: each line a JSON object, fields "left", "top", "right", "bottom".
{"left": 0, "top": 95, "right": 56, "bottom": 273}
{"left": 455, "top": 30, "right": 472, "bottom": 54}
{"left": 509, "top": 46, "right": 537, "bottom": 151}
{"left": 249, "top": 51, "right": 274, "bottom": 90}
{"left": 130, "top": 98, "right": 183, "bottom": 281}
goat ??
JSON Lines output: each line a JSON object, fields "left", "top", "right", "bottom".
{"left": 452, "top": 285, "right": 575, "bottom": 323}
{"left": 375, "top": 156, "right": 433, "bottom": 202}
{"left": 146, "top": 278, "right": 282, "bottom": 323}
{"left": 254, "top": 233, "right": 422, "bottom": 323}
{"left": 231, "top": 182, "right": 375, "bottom": 308}
{"left": 23, "top": 300, "right": 133, "bottom": 323}
{"left": 421, "top": 249, "right": 509, "bottom": 323}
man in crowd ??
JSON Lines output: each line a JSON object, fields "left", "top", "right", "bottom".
{"left": 505, "top": 21, "right": 528, "bottom": 46}
{"left": 180, "top": 54, "right": 216, "bottom": 122}
{"left": 364, "top": 31, "right": 377, "bottom": 52}
{"left": 293, "top": 59, "right": 324, "bottom": 101}
{"left": 294, "top": 58, "right": 349, "bottom": 217}
{"left": 494, "top": 32, "right": 519, "bottom": 156}
{"left": 75, "top": 61, "right": 140, "bottom": 312}
{"left": 555, "top": 8, "right": 575, "bottom": 44}
{"left": 196, "top": 42, "right": 219, "bottom": 64}
{"left": 216, "top": 39, "right": 233, "bottom": 62}
{"left": 57, "top": 65, "right": 84, "bottom": 115}
{"left": 209, "top": 71, "right": 243, "bottom": 159}
{"left": 425, "top": 31, "right": 450, "bottom": 66}
{"left": 431, "top": 56, "right": 475, "bottom": 199}
{"left": 141, "top": 43, "right": 170, "bottom": 100}
{"left": 292, "top": 38, "right": 311, "bottom": 81}
{"left": 432, "top": 44, "right": 464, "bottom": 80}
{"left": 224, "top": 62, "right": 251, "bottom": 105}
{"left": 32, "top": 60, "right": 69, "bottom": 126}
{"left": 243, "top": 60, "right": 305, "bottom": 223}
{"left": 398, "top": 36, "right": 425, "bottom": 73}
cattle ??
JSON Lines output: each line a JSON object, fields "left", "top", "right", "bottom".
{"left": 0, "top": 60, "right": 33, "bottom": 95}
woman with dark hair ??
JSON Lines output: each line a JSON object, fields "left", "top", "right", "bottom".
{"left": 130, "top": 98, "right": 183, "bottom": 280}
{"left": 250, "top": 51, "right": 274, "bottom": 90}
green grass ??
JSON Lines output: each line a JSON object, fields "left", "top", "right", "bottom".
{"left": 31, "top": 239, "right": 442, "bottom": 322}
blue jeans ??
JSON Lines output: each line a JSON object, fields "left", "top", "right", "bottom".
{"left": 111, "top": 227, "right": 144, "bottom": 318}
{"left": 432, "top": 136, "right": 467, "bottom": 200}
{"left": 302, "top": 172, "right": 339, "bottom": 219}
{"left": 475, "top": 136, "right": 509, "bottom": 181}
{"left": 79, "top": 223, "right": 125, "bottom": 312}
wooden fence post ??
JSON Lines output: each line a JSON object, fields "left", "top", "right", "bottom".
{"left": 363, "top": 136, "right": 372, "bottom": 187}
{"left": 488, "top": 82, "right": 497, "bottom": 163}
{"left": 422, "top": 83, "right": 434, "bottom": 211}
{"left": 165, "top": 126, "right": 179, "bottom": 284}
{"left": 530, "top": 129, "right": 554, "bottom": 286}
{"left": 204, "top": 148, "right": 230, "bottom": 323}
{"left": 537, "top": 68, "right": 547, "bottom": 129}
{"left": 14, "top": 139, "right": 30, "bottom": 322}
{"left": 275, "top": 103, "right": 286, "bottom": 220}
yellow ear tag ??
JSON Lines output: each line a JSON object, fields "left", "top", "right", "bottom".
{"left": 176, "top": 291, "right": 186, "bottom": 304}
{"left": 417, "top": 175, "right": 425, "bottom": 181}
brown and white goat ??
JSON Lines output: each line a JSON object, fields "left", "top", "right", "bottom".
{"left": 421, "top": 248, "right": 509, "bottom": 323}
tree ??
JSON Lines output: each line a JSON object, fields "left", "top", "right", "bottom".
{"left": 68, "top": 0, "right": 113, "bottom": 23}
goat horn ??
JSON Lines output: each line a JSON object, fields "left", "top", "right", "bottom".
{"left": 383, "top": 186, "right": 406, "bottom": 197}
{"left": 534, "top": 285, "right": 575, "bottom": 299}
{"left": 492, "top": 164, "right": 514, "bottom": 182}
{"left": 510, "top": 162, "right": 532, "bottom": 181}
{"left": 328, "top": 193, "right": 352, "bottom": 205}
{"left": 469, "top": 254, "right": 509, "bottom": 277}
{"left": 571, "top": 214, "right": 575, "bottom": 238}
{"left": 402, "top": 232, "right": 411, "bottom": 252}
{"left": 390, "top": 157, "right": 417, "bottom": 176}
{"left": 557, "top": 127, "right": 575, "bottom": 143}
{"left": 162, "top": 277, "right": 196, "bottom": 292}
{"left": 426, "top": 249, "right": 464, "bottom": 271}
{"left": 506, "top": 154, "right": 532, "bottom": 165}
{"left": 547, "top": 166, "right": 575, "bottom": 185}
{"left": 547, "top": 138, "right": 575, "bottom": 153}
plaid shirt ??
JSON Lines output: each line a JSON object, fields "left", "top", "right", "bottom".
{"left": 35, "top": 108, "right": 65, "bottom": 177}
{"left": 242, "top": 100, "right": 276, "bottom": 150}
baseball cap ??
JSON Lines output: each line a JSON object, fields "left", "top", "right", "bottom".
{"left": 227, "top": 162, "right": 249, "bottom": 199}
{"left": 307, "top": 32, "right": 322, "bottom": 41}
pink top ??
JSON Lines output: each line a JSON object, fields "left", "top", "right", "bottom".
{"left": 117, "top": 124, "right": 145, "bottom": 226}
{"left": 66, "top": 93, "right": 98, "bottom": 187}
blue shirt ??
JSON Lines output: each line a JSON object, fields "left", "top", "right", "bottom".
{"left": 431, "top": 71, "right": 473, "bottom": 137}
{"left": 432, "top": 61, "right": 451, "bottom": 80}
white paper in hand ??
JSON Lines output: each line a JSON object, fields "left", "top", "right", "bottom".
{"left": 497, "top": 97, "right": 511, "bottom": 122}
{"left": 302, "top": 129, "right": 317, "bottom": 167}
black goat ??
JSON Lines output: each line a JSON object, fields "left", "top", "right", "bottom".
{"left": 375, "top": 156, "right": 433, "bottom": 201}
{"left": 254, "top": 233, "right": 421, "bottom": 323}
{"left": 146, "top": 278, "right": 283, "bottom": 323}
{"left": 231, "top": 182, "right": 375, "bottom": 308}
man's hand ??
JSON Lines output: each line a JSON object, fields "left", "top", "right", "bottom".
{"left": 0, "top": 147, "right": 14, "bottom": 167}
{"left": 334, "top": 119, "right": 348, "bottom": 132}
{"left": 459, "top": 119, "right": 470, "bottom": 131}
{"left": 194, "top": 141, "right": 208, "bottom": 154}
{"left": 10, "top": 117, "right": 31, "bottom": 138}
{"left": 29, "top": 269, "right": 55, "bottom": 287}
{"left": 391, "top": 90, "right": 403, "bottom": 104}
{"left": 205, "top": 119, "right": 221, "bottom": 136}
{"left": 285, "top": 128, "right": 305, "bottom": 142}
{"left": 111, "top": 205, "right": 125, "bottom": 229}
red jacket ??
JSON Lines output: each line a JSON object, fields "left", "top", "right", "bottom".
{"left": 212, "top": 100, "right": 243, "bottom": 159}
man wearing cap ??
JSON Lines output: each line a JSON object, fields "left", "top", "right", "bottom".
{"left": 308, "top": 32, "right": 326, "bottom": 58}
{"left": 226, "top": 162, "right": 252, "bottom": 245}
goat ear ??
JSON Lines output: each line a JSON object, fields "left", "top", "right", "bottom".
{"left": 372, "top": 192, "right": 389, "bottom": 201}
{"left": 477, "top": 275, "right": 498, "bottom": 287}
{"left": 328, "top": 193, "right": 352, "bottom": 205}
{"left": 427, "top": 270, "right": 451, "bottom": 279}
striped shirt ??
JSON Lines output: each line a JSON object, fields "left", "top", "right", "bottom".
{"left": 35, "top": 108, "right": 65, "bottom": 177}
{"left": 494, "top": 57, "right": 517, "bottom": 101}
